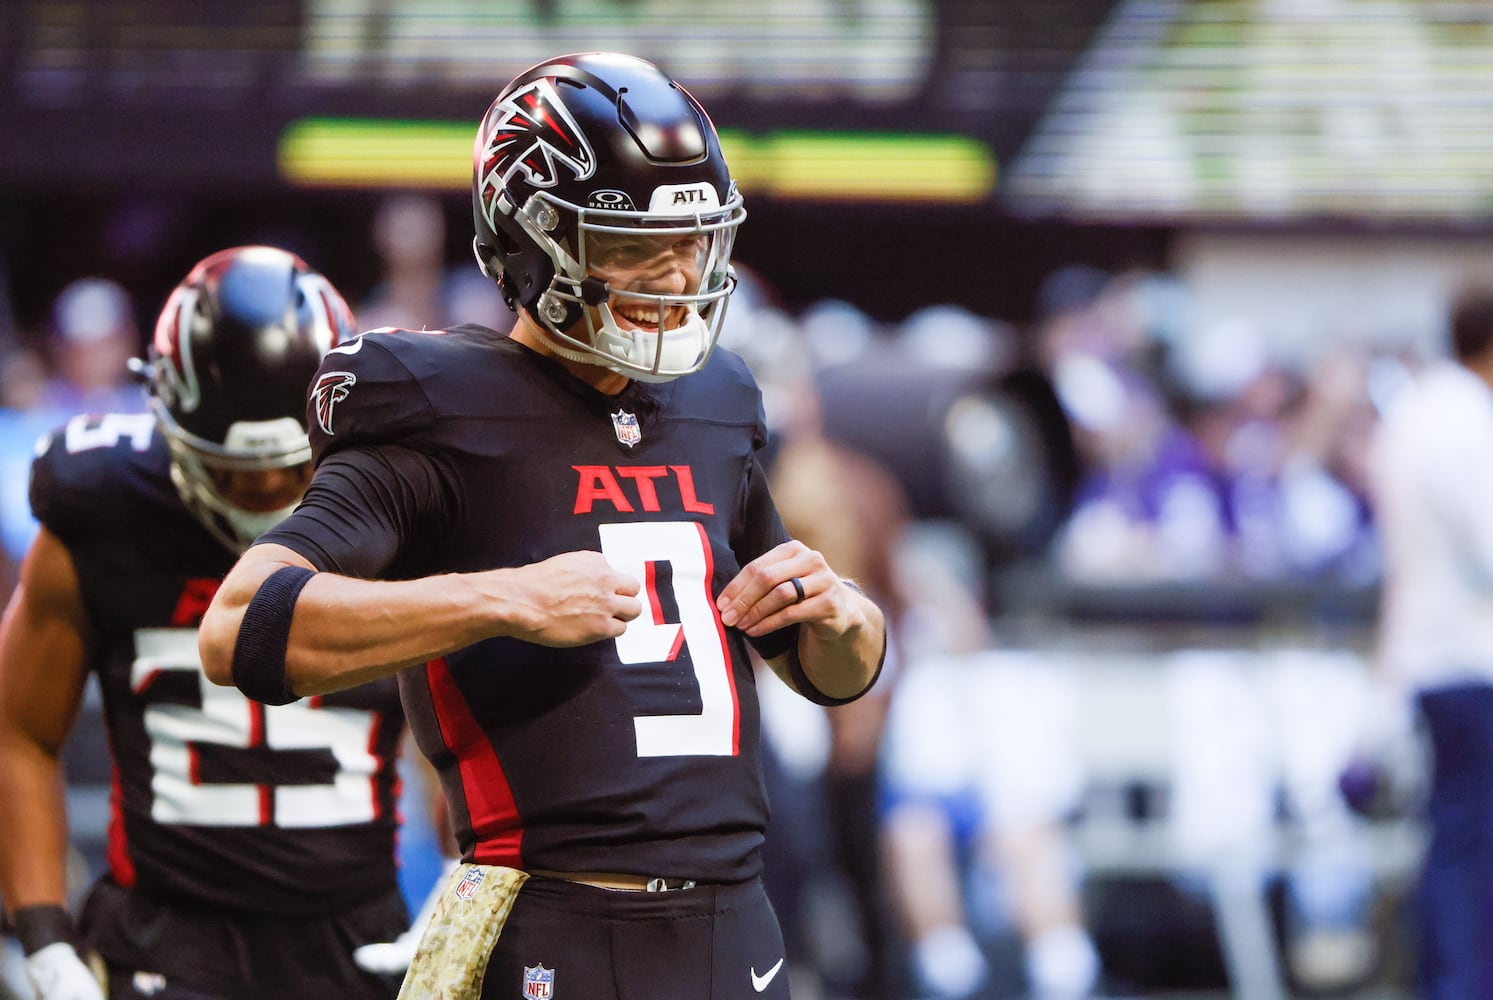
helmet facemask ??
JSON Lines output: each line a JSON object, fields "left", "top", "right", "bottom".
{"left": 151, "top": 395, "right": 313, "bottom": 553}
{"left": 516, "top": 185, "right": 744, "bottom": 383}
{"left": 470, "top": 53, "right": 748, "bottom": 381}
{"left": 143, "top": 245, "right": 348, "bottom": 553}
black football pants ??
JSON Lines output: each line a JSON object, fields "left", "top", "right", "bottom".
{"left": 479, "top": 875, "right": 791, "bottom": 1000}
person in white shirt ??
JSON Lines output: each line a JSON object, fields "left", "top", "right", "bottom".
{"left": 1372, "top": 285, "right": 1493, "bottom": 1000}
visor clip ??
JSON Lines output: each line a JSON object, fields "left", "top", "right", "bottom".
{"left": 580, "top": 277, "right": 609, "bottom": 307}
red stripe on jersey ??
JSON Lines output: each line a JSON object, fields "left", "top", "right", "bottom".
{"left": 696, "top": 521, "right": 741, "bottom": 754}
{"left": 646, "top": 561, "right": 665, "bottom": 626}
{"left": 426, "top": 657, "right": 523, "bottom": 866}
{"left": 646, "top": 559, "right": 685, "bottom": 660}
{"left": 259, "top": 785, "right": 272, "bottom": 826}
{"left": 367, "top": 710, "right": 385, "bottom": 820}
{"left": 106, "top": 759, "right": 135, "bottom": 888}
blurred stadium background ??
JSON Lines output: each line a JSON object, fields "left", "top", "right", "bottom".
{"left": 5, "top": 2, "right": 1493, "bottom": 998}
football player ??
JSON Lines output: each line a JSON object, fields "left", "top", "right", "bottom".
{"left": 0, "top": 247, "right": 409, "bottom": 1000}
{"left": 197, "top": 52, "right": 886, "bottom": 1000}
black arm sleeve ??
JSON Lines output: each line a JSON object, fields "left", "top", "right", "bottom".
{"left": 731, "top": 447, "right": 802, "bottom": 664}
{"left": 255, "top": 444, "right": 453, "bottom": 579}
{"left": 735, "top": 439, "right": 884, "bottom": 705}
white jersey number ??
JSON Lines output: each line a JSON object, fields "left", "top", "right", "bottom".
{"left": 131, "top": 628, "right": 382, "bottom": 827}
{"left": 63, "top": 413, "right": 155, "bottom": 454}
{"left": 599, "top": 520, "right": 739, "bottom": 757}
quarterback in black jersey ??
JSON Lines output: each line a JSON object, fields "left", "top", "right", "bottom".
{"left": 0, "top": 248, "right": 409, "bottom": 1000}
{"left": 199, "top": 53, "right": 886, "bottom": 1000}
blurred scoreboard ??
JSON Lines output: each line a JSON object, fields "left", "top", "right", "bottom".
{"left": 1004, "top": 0, "right": 1493, "bottom": 222}
{"left": 0, "top": 0, "right": 1118, "bottom": 201}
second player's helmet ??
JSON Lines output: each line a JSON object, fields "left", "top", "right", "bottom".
{"left": 472, "top": 51, "right": 746, "bottom": 382}
{"left": 143, "top": 246, "right": 354, "bottom": 551}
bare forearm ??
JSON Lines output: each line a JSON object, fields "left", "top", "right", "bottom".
{"left": 0, "top": 741, "right": 70, "bottom": 909}
{"left": 280, "top": 571, "right": 507, "bottom": 694}
{"left": 200, "top": 543, "right": 641, "bottom": 697}
{"left": 200, "top": 547, "right": 506, "bottom": 695}
{"left": 796, "top": 585, "right": 885, "bottom": 701}
{"left": 0, "top": 527, "right": 89, "bottom": 911}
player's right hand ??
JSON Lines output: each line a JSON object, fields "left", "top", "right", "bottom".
{"left": 496, "top": 551, "right": 640, "bottom": 647}
{"left": 23, "top": 942, "right": 105, "bottom": 1000}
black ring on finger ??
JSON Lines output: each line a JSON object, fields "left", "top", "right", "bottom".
{"left": 789, "top": 576, "right": 806, "bottom": 603}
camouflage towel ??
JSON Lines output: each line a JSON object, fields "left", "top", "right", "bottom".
{"left": 397, "top": 864, "right": 529, "bottom": 1000}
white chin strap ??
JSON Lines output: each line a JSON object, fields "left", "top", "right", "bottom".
{"left": 223, "top": 504, "right": 299, "bottom": 547}
{"left": 529, "top": 307, "right": 712, "bottom": 383}
{"left": 167, "top": 459, "right": 300, "bottom": 554}
{"left": 596, "top": 306, "right": 709, "bottom": 383}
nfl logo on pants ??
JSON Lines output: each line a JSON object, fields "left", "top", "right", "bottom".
{"left": 523, "top": 964, "right": 554, "bottom": 999}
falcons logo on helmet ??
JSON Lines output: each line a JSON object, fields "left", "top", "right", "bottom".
{"left": 479, "top": 79, "right": 596, "bottom": 208}
{"left": 313, "top": 371, "right": 357, "bottom": 435}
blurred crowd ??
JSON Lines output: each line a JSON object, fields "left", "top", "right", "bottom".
{"left": 708, "top": 261, "right": 1419, "bottom": 1000}
{"left": 0, "top": 201, "right": 1465, "bottom": 1000}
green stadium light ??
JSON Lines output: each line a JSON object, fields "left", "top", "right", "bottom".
{"left": 277, "top": 118, "right": 996, "bottom": 202}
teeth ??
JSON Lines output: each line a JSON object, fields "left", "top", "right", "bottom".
{"left": 616, "top": 306, "right": 661, "bottom": 326}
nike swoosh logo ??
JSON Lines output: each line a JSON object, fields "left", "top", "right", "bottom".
{"left": 751, "top": 958, "right": 784, "bottom": 992}
{"left": 328, "top": 336, "right": 364, "bottom": 356}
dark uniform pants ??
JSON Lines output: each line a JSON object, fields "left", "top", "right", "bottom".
{"left": 1417, "top": 682, "right": 1493, "bottom": 1000}
{"left": 479, "top": 875, "right": 790, "bottom": 1000}
{"left": 80, "top": 879, "right": 407, "bottom": 1000}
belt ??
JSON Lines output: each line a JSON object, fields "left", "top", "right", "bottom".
{"left": 529, "top": 869, "right": 698, "bottom": 892}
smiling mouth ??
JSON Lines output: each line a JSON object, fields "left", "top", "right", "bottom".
{"left": 611, "top": 301, "right": 683, "bottom": 332}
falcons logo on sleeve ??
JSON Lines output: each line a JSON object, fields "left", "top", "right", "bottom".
{"left": 313, "top": 371, "right": 357, "bottom": 435}
{"left": 479, "top": 79, "right": 596, "bottom": 203}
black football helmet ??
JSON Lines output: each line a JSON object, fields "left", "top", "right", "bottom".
{"left": 141, "top": 246, "right": 353, "bottom": 551}
{"left": 472, "top": 51, "right": 745, "bottom": 382}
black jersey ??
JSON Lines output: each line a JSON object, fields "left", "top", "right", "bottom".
{"left": 29, "top": 413, "right": 405, "bottom": 916}
{"left": 260, "top": 326, "right": 797, "bottom": 883}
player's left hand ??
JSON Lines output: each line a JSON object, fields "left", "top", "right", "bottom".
{"left": 716, "top": 540, "right": 857, "bottom": 638}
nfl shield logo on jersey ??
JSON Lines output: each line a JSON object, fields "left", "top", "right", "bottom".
{"left": 522, "top": 964, "right": 555, "bottom": 999}
{"left": 611, "top": 409, "right": 641, "bottom": 448}
{"left": 455, "top": 867, "right": 486, "bottom": 900}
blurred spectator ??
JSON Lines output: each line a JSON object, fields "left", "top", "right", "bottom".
{"left": 768, "top": 434, "right": 908, "bottom": 1000}
{"left": 799, "top": 298, "right": 878, "bottom": 368}
{"left": 1037, "top": 264, "right": 1381, "bottom": 590}
{"left": 723, "top": 270, "right": 904, "bottom": 999}
{"left": 39, "top": 278, "right": 143, "bottom": 415}
{"left": 896, "top": 304, "right": 1017, "bottom": 374}
{"left": 731, "top": 281, "right": 1105, "bottom": 1000}
{"left": 1031, "top": 267, "right": 1228, "bottom": 583}
{"left": 1049, "top": 350, "right": 1230, "bottom": 583}
{"left": 357, "top": 192, "right": 513, "bottom": 334}
{"left": 0, "top": 280, "right": 147, "bottom": 578}
{"left": 0, "top": 348, "right": 49, "bottom": 592}
{"left": 1370, "top": 283, "right": 1493, "bottom": 1000}
{"left": 882, "top": 643, "right": 1101, "bottom": 1000}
